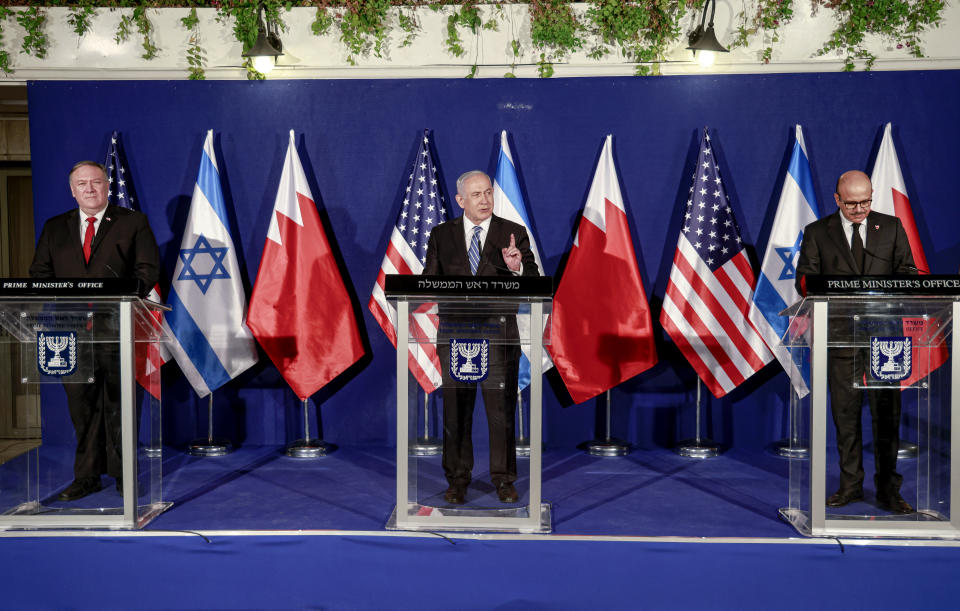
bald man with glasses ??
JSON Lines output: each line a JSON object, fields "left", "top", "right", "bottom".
{"left": 795, "top": 169, "right": 916, "bottom": 514}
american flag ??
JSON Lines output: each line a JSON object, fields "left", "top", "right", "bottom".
{"left": 660, "top": 127, "right": 773, "bottom": 398}
{"left": 368, "top": 130, "right": 449, "bottom": 391}
{"left": 105, "top": 131, "right": 170, "bottom": 398}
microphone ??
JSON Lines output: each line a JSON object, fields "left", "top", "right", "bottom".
{"left": 862, "top": 248, "right": 925, "bottom": 274}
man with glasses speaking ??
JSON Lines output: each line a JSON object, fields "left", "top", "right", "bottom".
{"left": 795, "top": 169, "right": 916, "bottom": 514}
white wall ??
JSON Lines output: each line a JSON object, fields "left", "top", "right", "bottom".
{"left": 1, "top": 2, "right": 958, "bottom": 80}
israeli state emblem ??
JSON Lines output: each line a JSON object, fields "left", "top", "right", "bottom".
{"left": 37, "top": 331, "right": 78, "bottom": 377}
{"left": 450, "top": 339, "right": 489, "bottom": 383}
{"left": 870, "top": 336, "right": 912, "bottom": 382}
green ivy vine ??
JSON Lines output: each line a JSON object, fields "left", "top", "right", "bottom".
{"left": 730, "top": 0, "right": 795, "bottom": 64}
{"left": 0, "top": 1, "right": 949, "bottom": 79}
{"left": 181, "top": 6, "right": 204, "bottom": 79}
{"left": 529, "top": 0, "right": 583, "bottom": 78}
{"left": 813, "top": 0, "right": 945, "bottom": 71}
{"left": 585, "top": 0, "right": 701, "bottom": 76}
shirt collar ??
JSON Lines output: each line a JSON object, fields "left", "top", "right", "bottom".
{"left": 463, "top": 215, "right": 492, "bottom": 238}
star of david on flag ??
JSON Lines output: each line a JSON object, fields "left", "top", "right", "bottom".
{"left": 747, "top": 125, "right": 819, "bottom": 398}
{"left": 177, "top": 234, "right": 231, "bottom": 294}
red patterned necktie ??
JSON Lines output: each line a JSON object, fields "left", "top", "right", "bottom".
{"left": 83, "top": 216, "right": 96, "bottom": 263}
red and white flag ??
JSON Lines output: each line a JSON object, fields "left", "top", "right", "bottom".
{"left": 547, "top": 135, "right": 658, "bottom": 404}
{"left": 247, "top": 131, "right": 364, "bottom": 399}
{"left": 660, "top": 127, "right": 773, "bottom": 398}
{"left": 368, "top": 130, "right": 447, "bottom": 392}
{"left": 871, "top": 122, "right": 947, "bottom": 386}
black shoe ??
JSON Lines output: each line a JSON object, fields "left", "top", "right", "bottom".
{"left": 877, "top": 493, "right": 914, "bottom": 514}
{"left": 443, "top": 485, "right": 466, "bottom": 505}
{"left": 495, "top": 482, "right": 518, "bottom": 503}
{"left": 826, "top": 488, "right": 863, "bottom": 507}
{"left": 57, "top": 478, "right": 102, "bottom": 502}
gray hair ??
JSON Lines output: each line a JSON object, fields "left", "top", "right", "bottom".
{"left": 69, "top": 160, "right": 107, "bottom": 182}
{"left": 456, "top": 170, "right": 490, "bottom": 196}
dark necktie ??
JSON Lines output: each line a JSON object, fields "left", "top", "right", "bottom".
{"left": 851, "top": 222, "right": 865, "bottom": 273}
{"left": 468, "top": 225, "right": 482, "bottom": 275}
{"left": 83, "top": 216, "right": 96, "bottom": 263}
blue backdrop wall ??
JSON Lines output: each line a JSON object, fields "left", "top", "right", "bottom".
{"left": 26, "top": 71, "right": 960, "bottom": 451}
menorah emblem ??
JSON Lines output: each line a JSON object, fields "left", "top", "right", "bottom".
{"left": 450, "top": 338, "right": 489, "bottom": 383}
{"left": 37, "top": 331, "right": 77, "bottom": 376}
{"left": 871, "top": 336, "right": 912, "bottom": 382}
{"left": 457, "top": 342, "right": 481, "bottom": 373}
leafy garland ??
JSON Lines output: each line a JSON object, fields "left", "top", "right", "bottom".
{"left": 0, "top": 1, "right": 948, "bottom": 78}
{"left": 812, "top": 0, "right": 945, "bottom": 71}
{"left": 730, "top": 0, "right": 795, "bottom": 64}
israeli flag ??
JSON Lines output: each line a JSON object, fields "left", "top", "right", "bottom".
{"left": 747, "top": 125, "right": 818, "bottom": 398}
{"left": 492, "top": 130, "right": 553, "bottom": 389}
{"left": 163, "top": 130, "right": 258, "bottom": 398}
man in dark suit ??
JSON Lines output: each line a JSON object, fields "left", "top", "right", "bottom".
{"left": 796, "top": 169, "right": 915, "bottom": 514}
{"left": 30, "top": 160, "right": 160, "bottom": 501}
{"left": 424, "top": 170, "right": 538, "bottom": 505}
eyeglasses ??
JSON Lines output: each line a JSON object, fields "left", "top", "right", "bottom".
{"left": 840, "top": 199, "right": 872, "bottom": 210}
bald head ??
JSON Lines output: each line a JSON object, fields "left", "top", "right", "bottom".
{"left": 834, "top": 170, "right": 873, "bottom": 223}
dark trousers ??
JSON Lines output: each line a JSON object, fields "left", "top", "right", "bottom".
{"left": 62, "top": 346, "right": 122, "bottom": 481}
{"left": 828, "top": 351, "right": 903, "bottom": 497}
{"left": 439, "top": 342, "right": 519, "bottom": 487}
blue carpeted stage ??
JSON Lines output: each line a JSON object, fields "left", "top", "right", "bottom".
{"left": 5, "top": 444, "right": 960, "bottom": 609}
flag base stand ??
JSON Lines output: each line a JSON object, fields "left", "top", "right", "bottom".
{"left": 188, "top": 393, "right": 234, "bottom": 457}
{"left": 898, "top": 441, "right": 918, "bottom": 460}
{"left": 410, "top": 392, "right": 441, "bottom": 456}
{"left": 410, "top": 436, "right": 441, "bottom": 456}
{"left": 287, "top": 398, "right": 336, "bottom": 458}
{"left": 580, "top": 438, "right": 630, "bottom": 457}
{"left": 516, "top": 437, "right": 546, "bottom": 458}
{"left": 579, "top": 391, "right": 629, "bottom": 457}
{"left": 188, "top": 437, "right": 233, "bottom": 457}
{"left": 767, "top": 439, "right": 809, "bottom": 459}
{"left": 864, "top": 440, "right": 918, "bottom": 460}
{"left": 676, "top": 380, "right": 721, "bottom": 458}
{"left": 675, "top": 439, "right": 720, "bottom": 459}
{"left": 287, "top": 439, "right": 336, "bottom": 458}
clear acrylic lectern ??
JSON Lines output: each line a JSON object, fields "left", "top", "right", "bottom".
{"left": 0, "top": 278, "right": 171, "bottom": 529}
{"left": 384, "top": 275, "right": 552, "bottom": 533}
{"left": 780, "top": 275, "right": 960, "bottom": 538}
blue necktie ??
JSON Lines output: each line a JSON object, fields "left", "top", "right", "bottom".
{"left": 468, "top": 225, "right": 482, "bottom": 275}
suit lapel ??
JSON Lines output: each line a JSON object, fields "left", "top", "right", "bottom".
{"left": 826, "top": 211, "right": 859, "bottom": 274}
{"left": 89, "top": 206, "right": 117, "bottom": 264}
{"left": 449, "top": 217, "right": 470, "bottom": 272}
{"left": 62, "top": 208, "right": 87, "bottom": 265}
{"left": 479, "top": 216, "right": 504, "bottom": 273}
{"left": 862, "top": 211, "right": 885, "bottom": 275}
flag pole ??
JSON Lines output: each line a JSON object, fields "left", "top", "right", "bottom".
{"left": 676, "top": 379, "right": 720, "bottom": 458}
{"left": 580, "top": 390, "right": 630, "bottom": 457}
{"left": 187, "top": 391, "right": 233, "bottom": 456}
{"left": 287, "top": 396, "right": 336, "bottom": 458}
{"left": 410, "top": 389, "right": 440, "bottom": 456}
{"left": 515, "top": 388, "right": 530, "bottom": 457}
{"left": 769, "top": 387, "right": 809, "bottom": 459}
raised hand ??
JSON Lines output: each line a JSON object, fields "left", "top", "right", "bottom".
{"left": 501, "top": 233, "right": 521, "bottom": 271}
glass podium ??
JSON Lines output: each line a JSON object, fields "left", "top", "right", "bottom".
{"left": 0, "top": 278, "right": 171, "bottom": 529}
{"left": 384, "top": 275, "right": 552, "bottom": 533}
{"left": 780, "top": 275, "right": 960, "bottom": 538}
